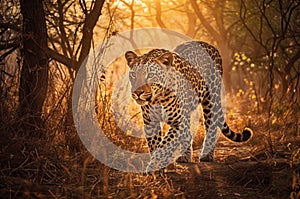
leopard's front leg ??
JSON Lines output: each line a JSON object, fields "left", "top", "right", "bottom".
{"left": 142, "top": 105, "right": 164, "bottom": 156}
{"left": 144, "top": 121, "right": 162, "bottom": 154}
{"left": 146, "top": 126, "right": 180, "bottom": 172}
{"left": 146, "top": 118, "right": 192, "bottom": 172}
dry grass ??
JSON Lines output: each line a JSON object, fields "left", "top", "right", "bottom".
{"left": 0, "top": 87, "right": 299, "bottom": 198}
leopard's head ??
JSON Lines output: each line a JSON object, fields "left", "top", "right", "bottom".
{"left": 125, "top": 49, "right": 174, "bottom": 106}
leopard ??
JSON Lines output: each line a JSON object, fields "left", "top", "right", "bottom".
{"left": 125, "top": 41, "right": 252, "bottom": 172}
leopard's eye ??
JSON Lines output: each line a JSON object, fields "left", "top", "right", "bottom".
{"left": 147, "top": 72, "right": 154, "bottom": 79}
{"left": 129, "top": 72, "right": 136, "bottom": 80}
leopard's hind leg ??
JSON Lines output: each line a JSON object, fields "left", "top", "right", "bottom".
{"left": 200, "top": 95, "right": 219, "bottom": 162}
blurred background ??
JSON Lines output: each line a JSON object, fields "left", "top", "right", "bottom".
{"left": 0, "top": 0, "right": 299, "bottom": 198}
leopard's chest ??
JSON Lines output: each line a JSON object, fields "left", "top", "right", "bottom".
{"left": 143, "top": 66, "right": 204, "bottom": 124}
{"left": 146, "top": 94, "right": 192, "bottom": 128}
{"left": 145, "top": 100, "right": 180, "bottom": 122}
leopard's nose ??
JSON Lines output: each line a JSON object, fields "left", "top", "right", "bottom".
{"left": 134, "top": 90, "right": 144, "bottom": 97}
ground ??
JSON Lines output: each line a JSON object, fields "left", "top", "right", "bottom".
{"left": 0, "top": 112, "right": 299, "bottom": 199}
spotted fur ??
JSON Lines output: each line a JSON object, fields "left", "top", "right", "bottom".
{"left": 125, "top": 41, "right": 252, "bottom": 171}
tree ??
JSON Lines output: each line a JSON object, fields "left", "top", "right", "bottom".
{"left": 0, "top": 0, "right": 106, "bottom": 138}
{"left": 239, "top": 0, "right": 300, "bottom": 103}
{"left": 45, "top": 0, "right": 105, "bottom": 73}
{"left": 190, "top": 0, "right": 243, "bottom": 92}
{"left": 0, "top": 0, "right": 22, "bottom": 125}
{"left": 238, "top": 0, "right": 300, "bottom": 154}
{"left": 44, "top": 0, "right": 105, "bottom": 149}
{"left": 19, "top": 0, "right": 49, "bottom": 134}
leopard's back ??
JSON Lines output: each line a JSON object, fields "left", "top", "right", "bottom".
{"left": 174, "top": 41, "right": 223, "bottom": 76}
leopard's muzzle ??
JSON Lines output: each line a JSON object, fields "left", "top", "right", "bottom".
{"left": 131, "top": 84, "right": 152, "bottom": 105}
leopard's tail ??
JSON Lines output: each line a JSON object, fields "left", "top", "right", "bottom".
{"left": 220, "top": 122, "right": 252, "bottom": 142}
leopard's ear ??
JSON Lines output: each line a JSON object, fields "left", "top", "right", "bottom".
{"left": 157, "top": 52, "right": 173, "bottom": 70}
{"left": 125, "top": 51, "right": 138, "bottom": 68}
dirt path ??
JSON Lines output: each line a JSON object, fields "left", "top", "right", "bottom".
{"left": 0, "top": 131, "right": 299, "bottom": 198}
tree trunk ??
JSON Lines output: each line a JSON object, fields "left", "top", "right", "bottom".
{"left": 64, "top": 0, "right": 105, "bottom": 151}
{"left": 217, "top": 41, "right": 233, "bottom": 93}
{"left": 190, "top": 0, "right": 233, "bottom": 92}
{"left": 19, "top": 0, "right": 48, "bottom": 134}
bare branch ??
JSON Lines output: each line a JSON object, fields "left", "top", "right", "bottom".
{"left": 0, "top": 39, "right": 21, "bottom": 50}
{"left": 285, "top": 48, "right": 300, "bottom": 74}
{"left": 57, "top": 0, "right": 72, "bottom": 57}
{"left": 77, "top": 0, "right": 105, "bottom": 70}
{"left": 190, "top": 0, "right": 221, "bottom": 41}
{"left": 0, "top": 43, "right": 20, "bottom": 62}
{"left": 0, "top": 22, "right": 21, "bottom": 32}
{"left": 47, "top": 47, "right": 77, "bottom": 70}
{"left": 155, "top": 0, "right": 167, "bottom": 28}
